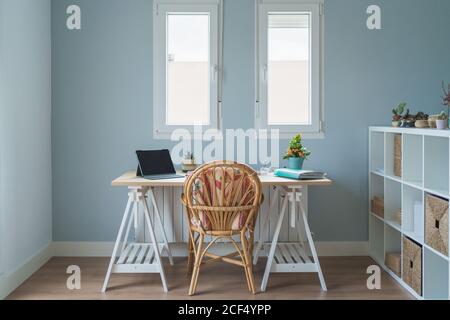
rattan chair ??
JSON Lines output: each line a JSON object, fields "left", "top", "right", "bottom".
{"left": 182, "top": 161, "right": 263, "bottom": 295}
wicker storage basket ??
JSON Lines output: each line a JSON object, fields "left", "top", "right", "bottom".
{"left": 402, "top": 237, "right": 422, "bottom": 296}
{"left": 425, "top": 194, "right": 449, "bottom": 256}
{"left": 371, "top": 196, "right": 384, "bottom": 218}
{"left": 385, "top": 252, "right": 401, "bottom": 277}
{"left": 394, "top": 134, "right": 402, "bottom": 177}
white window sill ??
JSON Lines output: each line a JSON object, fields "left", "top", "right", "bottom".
{"left": 278, "top": 131, "right": 325, "bottom": 140}
{"left": 154, "top": 129, "right": 325, "bottom": 140}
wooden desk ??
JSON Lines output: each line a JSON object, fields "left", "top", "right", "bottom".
{"left": 103, "top": 171, "right": 332, "bottom": 293}
{"left": 111, "top": 171, "right": 331, "bottom": 188}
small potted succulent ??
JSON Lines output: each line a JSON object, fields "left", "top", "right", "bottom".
{"left": 392, "top": 103, "right": 406, "bottom": 127}
{"left": 181, "top": 152, "right": 198, "bottom": 172}
{"left": 414, "top": 112, "right": 429, "bottom": 128}
{"left": 283, "top": 134, "right": 311, "bottom": 170}
{"left": 400, "top": 109, "right": 415, "bottom": 128}
{"left": 436, "top": 111, "right": 448, "bottom": 130}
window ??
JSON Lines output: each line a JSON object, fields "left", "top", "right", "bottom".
{"left": 153, "top": 0, "right": 222, "bottom": 138}
{"left": 256, "top": 0, "right": 324, "bottom": 138}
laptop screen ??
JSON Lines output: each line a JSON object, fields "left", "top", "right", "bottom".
{"left": 136, "top": 150, "right": 176, "bottom": 176}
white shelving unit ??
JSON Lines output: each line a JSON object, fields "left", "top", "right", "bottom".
{"left": 369, "top": 127, "right": 450, "bottom": 300}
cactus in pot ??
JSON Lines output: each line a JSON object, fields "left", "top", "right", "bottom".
{"left": 392, "top": 102, "right": 406, "bottom": 127}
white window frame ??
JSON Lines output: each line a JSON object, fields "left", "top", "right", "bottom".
{"left": 255, "top": 0, "right": 324, "bottom": 139}
{"left": 153, "top": 0, "right": 222, "bottom": 140}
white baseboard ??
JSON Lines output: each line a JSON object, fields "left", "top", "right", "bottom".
{"left": 52, "top": 241, "right": 368, "bottom": 257}
{"left": 0, "top": 243, "right": 52, "bottom": 300}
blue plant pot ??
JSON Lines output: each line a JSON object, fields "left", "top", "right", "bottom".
{"left": 288, "top": 157, "right": 304, "bottom": 170}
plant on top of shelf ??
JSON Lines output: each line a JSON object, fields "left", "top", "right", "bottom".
{"left": 392, "top": 102, "right": 406, "bottom": 127}
{"left": 436, "top": 111, "right": 449, "bottom": 130}
{"left": 400, "top": 109, "right": 416, "bottom": 128}
{"left": 283, "top": 134, "right": 311, "bottom": 170}
{"left": 414, "top": 112, "right": 429, "bottom": 128}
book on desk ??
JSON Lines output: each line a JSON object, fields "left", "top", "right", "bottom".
{"left": 274, "top": 168, "right": 327, "bottom": 180}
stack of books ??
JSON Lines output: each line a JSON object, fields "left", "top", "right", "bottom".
{"left": 274, "top": 168, "right": 327, "bottom": 180}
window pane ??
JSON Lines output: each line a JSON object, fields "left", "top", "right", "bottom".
{"left": 167, "top": 14, "right": 210, "bottom": 125}
{"left": 267, "top": 13, "right": 310, "bottom": 125}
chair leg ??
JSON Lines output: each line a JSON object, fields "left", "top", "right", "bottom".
{"left": 187, "top": 230, "right": 195, "bottom": 276}
{"left": 241, "top": 233, "right": 256, "bottom": 294}
{"left": 188, "top": 233, "right": 205, "bottom": 296}
{"left": 249, "top": 230, "right": 255, "bottom": 258}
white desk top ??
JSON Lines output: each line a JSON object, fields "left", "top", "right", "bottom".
{"left": 112, "top": 171, "right": 333, "bottom": 188}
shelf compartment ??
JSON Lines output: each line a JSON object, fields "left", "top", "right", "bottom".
{"left": 384, "top": 225, "right": 401, "bottom": 276}
{"left": 385, "top": 133, "right": 402, "bottom": 179}
{"left": 402, "top": 185, "right": 424, "bottom": 243}
{"left": 384, "top": 178, "right": 402, "bottom": 226}
{"left": 424, "top": 136, "right": 449, "bottom": 196}
{"left": 370, "top": 173, "right": 384, "bottom": 218}
{"left": 403, "top": 134, "right": 423, "bottom": 187}
{"left": 369, "top": 215, "right": 384, "bottom": 264}
{"left": 423, "top": 247, "right": 449, "bottom": 300}
{"left": 370, "top": 131, "right": 385, "bottom": 173}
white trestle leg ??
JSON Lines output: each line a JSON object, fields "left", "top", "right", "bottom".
{"left": 259, "top": 186, "right": 327, "bottom": 292}
{"left": 148, "top": 187, "right": 174, "bottom": 266}
{"left": 101, "top": 187, "right": 172, "bottom": 293}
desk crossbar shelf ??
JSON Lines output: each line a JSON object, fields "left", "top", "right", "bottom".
{"left": 262, "top": 243, "right": 318, "bottom": 273}
{"left": 112, "top": 243, "right": 160, "bottom": 273}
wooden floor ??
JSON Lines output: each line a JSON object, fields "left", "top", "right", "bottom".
{"left": 7, "top": 257, "right": 412, "bottom": 300}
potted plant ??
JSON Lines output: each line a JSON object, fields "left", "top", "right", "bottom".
{"left": 392, "top": 102, "right": 406, "bottom": 127}
{"left": 436, "top": 111, "right": 448, "bottom": 130}
{"left": 400, "top": 109, "right": 415, "bottom": 128}
{"left": 414, "top": 112, "right": 429, "bottom": 128}
{"left": 181, "top": 152, "right": 198, "bottom": 172}
{"left": 283, "top": 134, "right": 311, "bottom": 170}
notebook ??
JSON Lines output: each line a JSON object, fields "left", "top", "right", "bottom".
{"left": 274, "top": 168, "right": 327, "bottom": 180}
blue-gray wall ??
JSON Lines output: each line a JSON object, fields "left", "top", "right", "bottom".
{"left": 0, "top": 0, "right": 52, "bottom": 289}
{"left": 51, "top": 0, "right": 450, "bottom": 242}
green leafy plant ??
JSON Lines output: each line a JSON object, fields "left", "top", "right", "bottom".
{"left": 438, "top": 111, "right": 448, "bottom": 120}
{"left": 283, "top": 134, "right": 311, "bottom": 160}
{"left": 392, "top": 102, "right": 407, "bottom": 121}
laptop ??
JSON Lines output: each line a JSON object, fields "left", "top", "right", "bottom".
{"left": 136, "top": 149, "right": 184, "bottom": 180}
